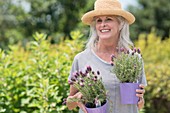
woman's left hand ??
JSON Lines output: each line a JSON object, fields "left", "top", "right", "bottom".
{"left": 136, "top": 84, "right": 145, "bottom": 109}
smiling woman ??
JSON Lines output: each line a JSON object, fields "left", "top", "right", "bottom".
{"left": 66, "top": 0, "right": 147, "bottom": 113}
{"left": 95, "top": 16, "right": 120, "bottom": 43}
{"left": 92, "top": 16, "right": 125, "bottom": 63}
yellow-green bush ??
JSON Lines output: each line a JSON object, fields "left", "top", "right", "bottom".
{"left": 136, "top": 32, "right": 170, "bottom": 113}
{"left": 0, "top": 32, "right": 84, "bottom": 113}
{"left": 1, "top": 30, "right": 169, "bottom": 113}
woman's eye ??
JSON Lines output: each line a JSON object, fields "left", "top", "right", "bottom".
{"left": 106, "top": 18, "right": 112, "bottom": 22}
{"left": 96, "top": 19, "right": 102, "bottom": 23}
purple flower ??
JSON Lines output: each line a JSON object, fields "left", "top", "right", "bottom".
{"left": 137, "top": 48, "right": 141, "bottom": 54}
{"left": 132, "top": 52, "right": 134, "bottom": 55}
{"left": 133, "top": 48, "right": 137, "bottom": 53}
{"left": 94, "top": 76, "right": 97, "bottom": 79}
{"left": 111, "top": 62, "right": 114, "bottom": 66}
{"left": 93, "top": 78, "right": 97, "bottom": 82}
{"left": 68, "top": 67, "right": 107, "bottom": 107}
{"left": 111, "top": 54, "right": 116, "bottom": 60}
{"left": 80, "top": 71, "right": 83, "bottom": 75}
{"left": 62, "top": 100, "right": 67, "bottom": 105}
{"left": 120, "top": 48, "right": 124, "bottom": 52}
{"left": 72, "top": 72, "right": 77, "bottom": 78}
{"left": 76, "top": 72, "right": 80, "bottom": 76}
{"left": 87, "top": 65, "right": 92, "bottom": 72}
{"left": 97, "top": 71, "right": 100, "bottom": 75}
{"left": 68, "top": 80, "right": 74, "bottom": 85}
{"left": 71, "top": 77, "right": 76, "bottom": 82}
{"left": 80, "top": 78, "right": 84, "bottom": 82}
{"left": 82, "top": 73, "right": 87, "bottom": 77}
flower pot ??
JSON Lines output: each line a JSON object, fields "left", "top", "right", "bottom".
{"left": 85, "top": 100, "right": 108, "bottom": 113}
{"left": 120, "top": 83, "right": 139, "bottom": 104}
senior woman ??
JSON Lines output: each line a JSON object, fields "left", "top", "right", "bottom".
{"left": 66, "top": 0, "right": 147, "bottom": 113}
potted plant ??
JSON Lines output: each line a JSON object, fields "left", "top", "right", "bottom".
{"left": 111, "top": 48, "right": 143, "bottom": 104}
{"left": 66, "top": 66, "right": 108, "bottom": 113}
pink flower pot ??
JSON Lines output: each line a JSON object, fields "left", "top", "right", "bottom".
{"left": 120, "top": 83, "right": 139, "bottom": 104}
{"left": 85, "top": 101, "right": 108, "bottom": 113}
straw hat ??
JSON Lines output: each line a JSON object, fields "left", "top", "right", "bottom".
{"left": 81, "top": 0, "right": 135, "bottom": 25}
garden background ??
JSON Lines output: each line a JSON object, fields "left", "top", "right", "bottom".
{"left": 0, "top": 0, "right": 169, "bottom": 113}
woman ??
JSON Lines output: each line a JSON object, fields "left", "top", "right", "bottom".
{"left": 66, "top": 0, "right": 147, "bottom": 113}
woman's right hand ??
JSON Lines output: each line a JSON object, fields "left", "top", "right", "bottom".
{"left": 67, "top": 92, "right": 87, "bottom": 113}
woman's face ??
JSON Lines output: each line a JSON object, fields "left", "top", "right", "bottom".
{"left": 95, "top": 15, "right": 120, "bottom": 41}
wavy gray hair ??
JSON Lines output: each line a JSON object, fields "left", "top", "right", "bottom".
{"left": 85, "top": 16, "right": 134, "bottom": 51}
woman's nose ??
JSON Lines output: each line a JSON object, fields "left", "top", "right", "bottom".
{"left": 101, "top": 21, "right": 106, "bottom": 27}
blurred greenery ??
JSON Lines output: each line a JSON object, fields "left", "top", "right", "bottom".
{"left": 0, "top": 32, "right": 84, "bottom": 112}
{"left": 135, "top": 31, "right": 170, "bottom": 113}
{"left": 0, "top": 0, "right": 95, "bottom": 49}
{"left": 0, "top": 0, "right": 170, "bottom": 49}
{"left": 128, "top": 0, "right": 170, "bottom": 40}
{"left": 0, "top": 0, "right": 170, "bottom": 113}
{"left": 0, "top": 31, "right": 169, "bottom": 113}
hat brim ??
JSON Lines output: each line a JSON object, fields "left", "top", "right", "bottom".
{"left": 81, "top": 9, "right": 135, "bottom": 25}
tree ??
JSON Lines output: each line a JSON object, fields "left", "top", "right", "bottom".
{"left": 128, "top": 0, "right": 170, "bottom": 40}
{"left": 0, "top": 0, "right": 95, "bottom": 48}
{"left": 0, "top": 0, "right": 27, "bottom": 48}
{"left": 19, "top": 0, "right": 95, "bottom": 40}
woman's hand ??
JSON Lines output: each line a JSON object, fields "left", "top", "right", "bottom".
{"left": 136, "top": 84, "right": 145, "bottom": 109}
{"left": 67, "top": 92, "right": 87, "bottom": 113}
{"left": 75, "top": 92, "right": 87, "bottom": 113}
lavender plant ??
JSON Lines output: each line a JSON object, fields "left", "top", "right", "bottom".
{"left": 66, "top": 66, "right": 107, "bottom": 108}
{"left": 111, "top": 48, "right": 143, "bottom": 83}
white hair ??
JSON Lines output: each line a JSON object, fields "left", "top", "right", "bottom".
{"left": 85, "top": 16, "right": 134, "bottom": 51}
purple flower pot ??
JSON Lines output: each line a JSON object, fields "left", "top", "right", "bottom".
{"left": 120, "top": 83, "right": 139, "bottom": 104}
{"left": 85, "top": 101, "right": 108, "bottom": 113}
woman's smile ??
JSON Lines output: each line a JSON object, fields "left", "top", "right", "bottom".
{"left": 100, "top": 29, "right": 111, "bottom": 33}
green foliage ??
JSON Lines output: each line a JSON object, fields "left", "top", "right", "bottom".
{"left": 0, "top": 0, "right": 26, "bottom": 49}
{"left": 0, "top": 31, "right": 85, "bottom": 113}
{"left": 136, "top": 32, "right": 170, "bottom": 113}
{"left": 129, "top": 0, "right": 170, "bottom": 40}
{"left": 111, "top": 49, "right": 143, "bottom": 83}
{"left": 68, "top": 67, "right": 107, "bottom": 108}
{"left": 0, "top": 0, "right": 95, "bottom": 48}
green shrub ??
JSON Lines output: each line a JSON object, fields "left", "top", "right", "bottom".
{"left": 0, "top": 31, "right": 85, "bottom": 113}
{"left": 2, "top": 30, "right": 169, "bottom": 113}
{"left": 136, "top": 32, "right": 170, "bottom": 113}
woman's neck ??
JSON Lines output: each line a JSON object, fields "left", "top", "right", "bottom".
{"left": 96, "top": 40, "right": 118, "bottom": 54}
{"left": 93, "top": 42, "right": 118, "bottom": 63}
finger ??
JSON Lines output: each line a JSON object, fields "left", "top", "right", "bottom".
{"left": 77, "top": 102, "right": 87, "bottom": 113}
{"left": 74, "top": 92, "right": 83, "bottom": 99}
{"left": 139, "top": 84, "right": 145, "bottom": 89}
{"left": 136, "top": 93, "right": 143, "bottom": 98}
{"left": 136, "top": 89, "right": 145, "bottom": 94}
